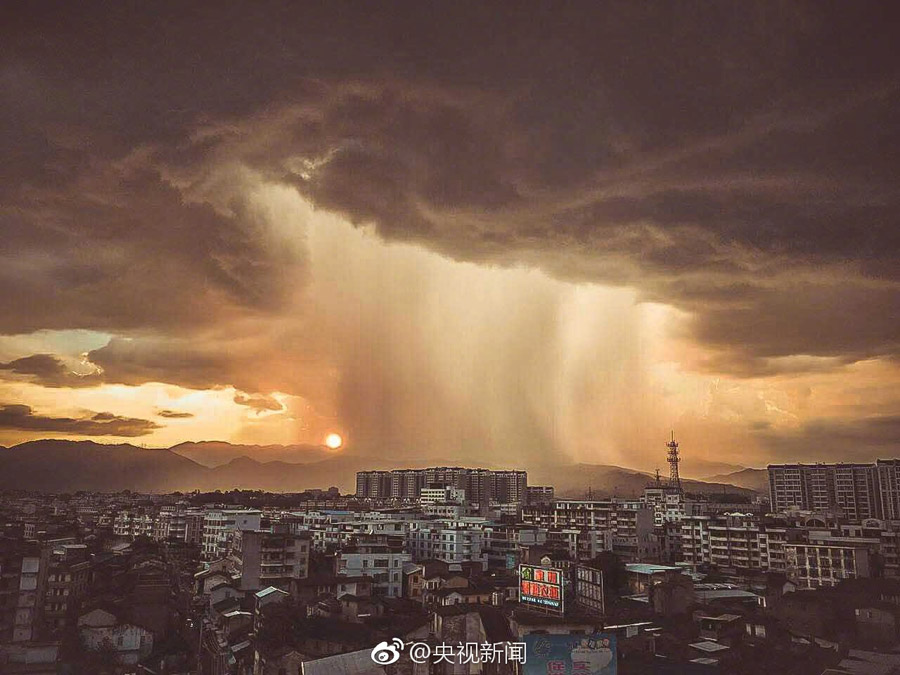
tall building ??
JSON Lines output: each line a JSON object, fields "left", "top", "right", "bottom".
{"left": 877, "top": 460, "right": 900, "bottom": 520}
{"left": 834, "top": 464, "right": 881, "bottom": 520}
{"left": 355, "top": 467, "right": 528, "bottom": 505}
{"left": 768, "top": 463, "right": 881, "bottom": 519}
{"left": 355, "top": 471, "right": 392, "bottom": 500}
{"left": 390, "top": 469, "right": 426, "bottom": 500}
{"left": 490, "top": 470, "right": 528, "bottom": 504}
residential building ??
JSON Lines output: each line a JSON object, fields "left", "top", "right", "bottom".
{"left": 201, "top": 509, "right": 262, "bottom": 560}
{"left": 526, "top": 486, "right": 555, "bottom": 505}
{"left": 0, "top": 538, "right": 51, "bottom": 643}
{"left": 407, "top": 524, "right": 487, "bottom": 566}
{"left": 356, "top": 467, "right": 528, "bottom": 505}
{"left": 230, "top": 529, "right": 310, "bottom": 592}
{"left": 877, "top": 460, "right": 900, "bottom": 520}
{"left": 335, "top": 544, "right": 411, "bottom": 597}
{"left": 78, "top": 609, "right": 153, "bottom": 666}
{"left": 768, "top": 463, "right": 881, "bottom": 519}
{"left": 785, "top": 542, "right": 871, "bottom": 589}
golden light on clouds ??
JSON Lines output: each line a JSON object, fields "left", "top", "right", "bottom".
{"left": 3, "top": 171, "right": 900, "bottom": 470}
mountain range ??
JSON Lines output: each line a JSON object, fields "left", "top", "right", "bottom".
{"left": 0, "top": 439, "right": 761, "bottom": 497}
{"left": 169, "top": 441, "right": 336, "bottom": 467}
{"left": 703, "top": 467, "right": 769, "bottom": 493}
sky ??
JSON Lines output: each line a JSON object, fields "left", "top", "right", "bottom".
{"left": 1, "top": 2, "right": 899, "bottom": 471}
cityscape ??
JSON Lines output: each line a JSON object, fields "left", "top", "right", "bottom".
{"left": 6, "top": 438, "right": 900, "bottom": 674}
{"left": 3, "top": 2, "right": 900, "bottom": 675}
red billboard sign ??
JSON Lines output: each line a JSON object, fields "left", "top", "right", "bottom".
{"left": 520, "top": 563, "right": 564, "bottom": 613}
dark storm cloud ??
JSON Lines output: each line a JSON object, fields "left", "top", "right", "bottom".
{"left": 85, "top": 334, "right": 331, "bottom": 399}
{"left": 86, "top": 337, "right": 232, "bottom": 391}
{"left": 755, "top": 415, "right": 900, "bottom": 463}
{"left": 0, "top": 353, "right": 102, "bottom": 388}
{"left": 0, "top": 165, "right": 301, "bottom": 335}
{"left": 2, "top": 0, "right": 900, "bottom": 387}
{"left": 233, "top": 392, "right": 284, "bottom": 413}
{"left": 0, "top": 404, "right": 160, "bottom": 437}
{"left": 157, "top": 409, "right": 194, "bottom": 419}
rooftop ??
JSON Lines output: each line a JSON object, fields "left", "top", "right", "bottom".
{"left": 626, "top": 563, "right": 683, "bottom": 575}
{"left": 689, "top": 641, "right": 730, "bottom": 653}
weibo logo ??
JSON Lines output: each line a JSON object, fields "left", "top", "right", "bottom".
{"left": 370, "top": 638, "right": 405, "bottom": 665}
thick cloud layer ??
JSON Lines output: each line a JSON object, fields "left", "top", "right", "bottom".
{"left": 2, "top": 2, "right": 899, "bottom": 464}
{"left": 0, "top": 404, "right": 159, "bottom": 437}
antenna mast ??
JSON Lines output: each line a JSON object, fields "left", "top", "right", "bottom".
{"left": 666, "top": 431, "right": 682, "bottom": 493}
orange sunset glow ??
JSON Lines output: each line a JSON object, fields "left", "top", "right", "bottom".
{"left": 1, "top": 3, "right": 899, "bottom": 478}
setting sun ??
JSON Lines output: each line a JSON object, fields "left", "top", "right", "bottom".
{"left": 324, "top": 433, "right": 343, "bottom": 449}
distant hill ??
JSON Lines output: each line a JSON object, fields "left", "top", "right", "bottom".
{"left": 0, "top": 439, "right": 761, "bottom": 496}
{"left": 678, "top": 459, "right": 745, "bottom": 480}
{"left": 704, "top": 468, "right": 768, "bottom": 493}
{"left": 529, "top": 463, "right": 757, "bottom": 499}
{"left": 0, "top": 440, "right": 203, "bottom": 493}
{"left": 170, "top": 441, "right": 335, "bottom": 467}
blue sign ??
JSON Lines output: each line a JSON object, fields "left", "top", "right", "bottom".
{"left": 523, "top": 634, "right": 616, "bottom": 675}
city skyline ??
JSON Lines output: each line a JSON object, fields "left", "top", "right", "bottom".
{"left": 2, "top": 4, "right": 900, "bottom": 472}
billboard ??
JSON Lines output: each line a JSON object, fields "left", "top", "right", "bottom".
{"left": 519, "top": 563, "right": 564, "bottom": 613}
{"left": 523, "top": 634, "right": 616, "bottom": 675}
{"left": 574, "top": 564, "right": 605, "bottom": 616}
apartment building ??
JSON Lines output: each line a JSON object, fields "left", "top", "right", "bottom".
{"left": 356, "top": 471, "right": 393, "bottom": 500}
{"left": 708, "top": 513, "right": 761, "bottom": 570}
{"left": 522, "top": 499, "right": 615, "bottom": 529}
{"left": 229, "top": 529, "right": 310, "bottom": 592}
{"left": 768, "top": 463, "right": 882, "bottom": 519}
{"left": 526, "top": 486, "right": 555, "bottom": 505}
{"left": 419, "top": 487, "right": 466, "bottom": 505}
{"left": 643, "top": 486, "right": 706, "bottom": 526}
{"left": 681, "top": 516, "right": 711, "bottom": 568}
{"left": 356, "top": 467, "right": 528, "bottom": 505}
{"left": 406, "top": 524, "right": 487, "bottom": 566}
{"left": 544, "top": 529, "right": 613, "bottom": 561}
{"left": 152, "top": 510, "right": 205, "bottom": 544}
{"left": 113, "top": 511, "right": 155, "bottom": 538}
{"left": 391, "top": 469, "right": 427, "bottom": 501}
{"left": 481, "top": 525, "right": 546, "bottom": 567}
{"left": 491, "top": 470, "right": 528, "bottom": 504}
{"left": 785, "top": 542, "right": 871, "bottom": 589}
{"left": 681, "top": 514, "right": 787, "bottom": 572}
{"left": 336, "top": 544, "right": 411, "bottom": 597}
{"left": 877, "top": 460, "right": 900, "bottom": 520}
{"left": 0, "top": 538, "right": 50, "bottom": 643}
{"left": 43, "top": 544, "right": 90, "bottom": 631}
{"left": 285, "top": 510, "right": 414, "bottom": 552}
{"left": 612, "top": 507, "right": 658, "bottom": 562}
{"left": 201, "top": 509, "right": 262, "bottom": 560}
{"left": 521, "top": 499, "right": 655, "bottom": 562}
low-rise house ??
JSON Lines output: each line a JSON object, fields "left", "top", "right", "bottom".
{"left": 695, "top": 613, "right": 743, "bottom": 645}
{"left": 77, "top": 608, "right": 154, "bottom": 666}
{"left": 293, "top": 574, "right": 373, "bottom": 602}
{"left": 853, "top": 602, "right": 900, "bottom": 648}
